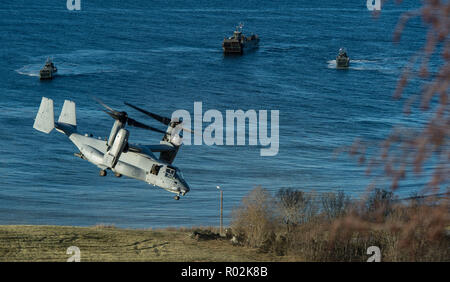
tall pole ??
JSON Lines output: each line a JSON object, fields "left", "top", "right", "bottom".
{"left": 220, "top": 189, "right": 223, "bottom": 236}
{"left": 217, "top": 186, "right": 223, "bottom": 236}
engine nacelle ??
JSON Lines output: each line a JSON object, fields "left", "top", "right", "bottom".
{"left": 103, "top": 128, "right": 129, "bottom": 168}
{"left": 170, "top": 134, "right": 183, "bottom": 146}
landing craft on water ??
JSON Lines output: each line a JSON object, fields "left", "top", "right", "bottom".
{"left": 222, "top": 23, "right": 259, "bottom": 55}
{"left": 336, "top": 48, "right": 350, "bottom": 68}
{"left": 33, "top": 97, "right": 192, "bottom": 200}
{"left": 39, "top": 57, "right": 57, "bottom": 80}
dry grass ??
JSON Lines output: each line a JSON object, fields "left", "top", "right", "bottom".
{"left": 0, "top": 225, "right": 293, "bottom": 262}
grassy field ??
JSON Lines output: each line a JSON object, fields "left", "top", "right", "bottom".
{"left": 0, "top": 225, "right": 293, "bottom": 262}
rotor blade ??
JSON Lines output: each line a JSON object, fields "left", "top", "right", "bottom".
{"left": 93, "top": 96, "right": 117, "bottom": 113}
{"left": 174, "top": 122, "right": 201, "bottom": 136}
{"left": 124, "top": 102, "right": 171, "bottom": 125}
{"left": 103, "top": 109, "right": 119, "bottom": 120}
{"left": 181, "top": 126, "right": 202, "bottom": 137}
{"left": 127, "top": 118, "right": 166, "bottom": 134}
{"left": 180, "top": 126, "right": 193, "bottom": 134}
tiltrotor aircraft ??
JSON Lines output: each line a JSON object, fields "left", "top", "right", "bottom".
{"left": 33, "top": 97, "right": 190, "bottom": 200}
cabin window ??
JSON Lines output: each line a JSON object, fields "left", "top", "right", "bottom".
{"left": 150, "top": 164, "right": 162, "bottom": 175}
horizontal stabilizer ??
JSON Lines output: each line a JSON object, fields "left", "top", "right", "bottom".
{"left": 33, "top": 97, "right": 54, "bottom": 134}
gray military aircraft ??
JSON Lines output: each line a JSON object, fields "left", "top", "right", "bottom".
{"left": 33, "top": 97, "right": 190, "bottom": 200}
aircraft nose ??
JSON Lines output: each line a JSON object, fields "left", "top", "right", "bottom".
{"left": 181, "top": 184, "right": 190, "bottom": 195}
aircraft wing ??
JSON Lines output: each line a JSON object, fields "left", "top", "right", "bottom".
{"left": 143, "top": 144, "right": 176, "bottom": 152}
{"left": 128, "top": 143, "right": 176, "bottom": 153}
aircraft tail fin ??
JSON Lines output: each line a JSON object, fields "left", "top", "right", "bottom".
{"left": 58, "top": 100, "right": 77, "bottom": 127}
{"left": 33, "top": 97, "right": 55, "bottom": 134}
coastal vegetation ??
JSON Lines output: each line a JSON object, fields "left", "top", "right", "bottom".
{"left": 230, "top": 187, "right": 449, "bottom": 261}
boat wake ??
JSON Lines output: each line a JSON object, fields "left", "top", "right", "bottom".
{"left": 327, "top": 59, "right": 396, "bottom": 73}
{"left": 16, "top": 65, "right": 40, "bottom": 77}
{"left": 15, "top": 64, "right": 118, "bottom": 77}
{"left": 15, "top": 50, "right": 130, "bottom": 78}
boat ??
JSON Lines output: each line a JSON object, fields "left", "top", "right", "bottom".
{"left": 222, "top": 23, "right": 259, "bottom": 54}
{"left": 39, "top": 58, "right": 58, "bottom": 80}
{"left": 336, "top": 48, "right": 350, "bottom": 68}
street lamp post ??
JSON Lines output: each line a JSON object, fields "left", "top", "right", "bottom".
{"left": 217, "top": 185, "right": 223, "bottom": 236}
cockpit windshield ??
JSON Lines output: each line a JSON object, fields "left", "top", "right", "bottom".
{"left": 164, "top": 166, "right": 186, "bottom": 183}
{"left": 165, "top": 167, "right": 176, "bottom": 178}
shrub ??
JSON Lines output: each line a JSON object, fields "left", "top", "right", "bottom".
{"left": 231, "top": 186, "right": 278, "bottom": 249}
{"left": 276, "top": 188, "right": 317, "bottom": 232}
{"left": 363, "top": 188, "right": 396, "bottom": 221}
{"left": 320, "top": 190, "right": 351, "bottom": 221}
{"left": 230, "top": 187, "right": 449, "bottom": 261}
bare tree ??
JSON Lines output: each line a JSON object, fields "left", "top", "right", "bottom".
{"left": 276, "top": 188, "right": 316, "bottom": 232}
{"left": 321, "top": 191, "right": 351, "bottom": 221}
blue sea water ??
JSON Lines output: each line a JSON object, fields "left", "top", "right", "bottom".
{"left": 0, "top": 0, "right": 441, "bottom": 228}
